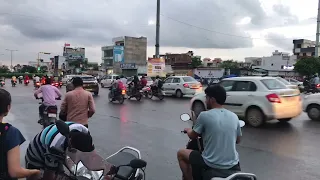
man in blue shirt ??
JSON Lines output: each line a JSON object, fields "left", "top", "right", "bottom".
{"left": 177, "top": 85, "right": 242, "bottom": 180}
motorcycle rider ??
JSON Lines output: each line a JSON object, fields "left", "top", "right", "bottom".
{"left": 151, "top": 75, "right": 162, "bottom": 93}
{"left": 120, "top": 75, "right": 127, "bottom": 85}
{"left": 111, "top": 76, "right": 121, "bottom": 97}
{"left": 140, "top": 76, "right": 148, "bottom": 87}
{"left": 25, "top": 122, "right": 94, "bottom": 180}
{"left": 18, "top": 75, "right": 23, "bottom": 84}
{"left": 177, "top": 85, "right": 242, "bottom": 180}
{"left": 24, "top": 75, "right": 30, "bottom": 84}
{"left": 11, "top": 75, "right": 17, "bottom": 85}
{"left": 34, "top": 78, "right": 62, "bottom": 121}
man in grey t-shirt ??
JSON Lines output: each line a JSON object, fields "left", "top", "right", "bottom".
{"left": 177, "top": 85, "right": 242, "bottom": 180}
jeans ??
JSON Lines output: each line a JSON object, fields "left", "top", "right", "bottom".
{"left": 39, "top": 104, "right": 45, "bottom": 119}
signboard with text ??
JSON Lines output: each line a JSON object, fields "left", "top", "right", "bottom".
{"left": 120, "top": 63, "right": 136, "bottom": 69}
{"left": 147, "top": 57, "right": 166, "bottom": 77}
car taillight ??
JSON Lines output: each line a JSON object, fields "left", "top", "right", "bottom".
{"left": 183, "top": 83, "right": 189, "bottom": 88}
{"left": 266, "top": 93, "right": 281, "bottom": 103}
{"left": 199, "top": 83, "right": 202, "bottom": 87}
{"left": 316, "top": 84, "right": 320, "bottom": 87}
{"left": 121, "top": 89, "right": 126, "bottom": 95}
{"left": 147, "top": 87, "right": 150, "bottom": 91}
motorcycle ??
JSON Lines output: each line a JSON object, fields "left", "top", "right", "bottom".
{"left": 11, "top": 80, "right": 17, "bottom": 87}
{"left": 18, "top": 78, "right": 23, "bottom": 84}
{"left": 37, "top": 97, "right": 60, "bottom": 129}
{"left": 127, "top": 85, "right": 143, "bottom": 101}
{"left": 35, "top": 81, "right": 41, "bottom": 89}
{"left": 24, "top": 80, "right": 29, "bottom": 86}
{"left": 51, "top": 81, "right": 62, "bottom": 88}
{"left": 0, "top": 80, "right": 5, "bottom": 87}
{"left": 142, "top": 86, "right": 151, "bottom": 98}
{"left": 180, "top": 113, "right": 257, "bottom": 180}
{"left": 108, "top": 87, "right": 126, "bottom": 104}
{"left": 42, "top": 120, "right": 147, "bottom": 180}
{"left": 147, "top": 86, "right": 164, "bottom": 100}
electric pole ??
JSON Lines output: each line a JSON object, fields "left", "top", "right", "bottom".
{"left": 155, "top": 0, "right": 160, "bottom": 58}
{"left": 315, "top": 0, "right": 320, "bottom": 57}
{"left": 5, "top": 49, "right": 18, "bottom": 70}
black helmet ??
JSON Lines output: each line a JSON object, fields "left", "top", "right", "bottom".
{"left": 116, "top": 76, "right": 120, "bottom": 80}
{"left": 156, "top": 75, "right": 160, "bottom": 79}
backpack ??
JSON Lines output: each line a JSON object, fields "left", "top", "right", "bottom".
{"left": 158, "top": 80, "right": 163, "bottom": 88}
{"left": 0, "top": 123, "right": 12, "bottom": 180}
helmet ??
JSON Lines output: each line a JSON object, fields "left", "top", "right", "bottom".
{"left": 156, "top": 75, "right": 160, "bottom": 79}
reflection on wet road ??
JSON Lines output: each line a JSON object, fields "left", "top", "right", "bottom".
{"left": 2, "top": 81, "right": 320, "bottom": 180}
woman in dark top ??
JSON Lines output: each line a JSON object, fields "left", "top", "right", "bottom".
{"left": 0, "top": 89, "right": 40, "bottom": 180}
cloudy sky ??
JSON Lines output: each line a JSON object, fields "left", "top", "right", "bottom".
{"left": 0, "top": 0, "right": 318, "bottom": 65}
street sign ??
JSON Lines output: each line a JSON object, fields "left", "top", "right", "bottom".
{"left": 120, "top": 63, "right": 136, "bottom": 69}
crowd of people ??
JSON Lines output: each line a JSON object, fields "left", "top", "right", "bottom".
{"left": 0, "top": 73, "right": 243, "bottom": 180}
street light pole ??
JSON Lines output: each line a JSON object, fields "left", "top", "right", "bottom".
{"left": 155, "top": 0, "right": 160, "bottom": 58}
{"left": 315, "top": 0, "right": 320, "bottom": 57}
{"left": 5, "top": 49, "right": 18, "bottom": 70}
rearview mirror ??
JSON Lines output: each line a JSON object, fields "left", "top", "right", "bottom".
{"left": 180, "top": 113, "right": 191, "bottom": 122}
{"left": 239, "top": 120, "right": 245, "bottom": 128}
{"left": 56, "top": 120, "right": 70, "bottom": 137}
{"left": 129, "top": 159, "right": 147, "bottom": 169}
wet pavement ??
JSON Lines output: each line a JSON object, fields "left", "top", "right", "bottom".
{"left": 1, "top": 80, "right": 320, "bottom": 180}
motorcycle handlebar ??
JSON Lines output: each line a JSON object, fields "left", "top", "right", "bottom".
{"left": 181, "top": 130, "right": 187, "bottom": 134}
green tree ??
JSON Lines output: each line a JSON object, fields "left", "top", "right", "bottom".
{"left": 191, "top": 56, "right": 202, "bottom": 68}
{"left": 0, "top": 66, "right": 9, "bottom": 73}
{"left": 21, "top": 65, "right": 37, "bottom": 73}
{"left": 219, "top": 60, "right": 239, "bottom": 69}
{"left": 294, "top": 57, "right": 320, "bottom": 76}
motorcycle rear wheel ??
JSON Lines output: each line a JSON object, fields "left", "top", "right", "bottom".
{"left": 147, "top": 91, "right": 153, "bottom": 99}
{"left": 108, "top": 93, "right": 113, "bottom": 102}
{"left": 118, "top": 96, "right": 125, "bottom": 104}
{"left": 136, "top": 94, "right": 142, "bottom": 101}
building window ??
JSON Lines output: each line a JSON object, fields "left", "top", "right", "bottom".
{"left": 303, "top": 53, "right": 306, "bottom": 56}
{"left": 312, "top": 52, "right": 315, "bottom": 56}
{"left": 281, "top": 65, "right": 284, "bottom": 69}
{"left": 297, "top": 44, "right": 301, "bottom": 48}
{"left": 271, "top": 63, "right": 273, "bottom": 66}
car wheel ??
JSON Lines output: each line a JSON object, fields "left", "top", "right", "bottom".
{"left": 193, "top": 101, "right": 205, "bottom": 118}
{"left": 277, "top": 118, "right": 292, "bottom": 122}
{"left": 307, "top": 104, "right": 320, "bottom": 121}
{"left": 245, "top": 107, "right": 265, "bottom": 127}
{"left": 176, "top": 89, "right": 183, "bottom": 98}
{"left": 101, "top": 83, "right": 104, "bottom": 88}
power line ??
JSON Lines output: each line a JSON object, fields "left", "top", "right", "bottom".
{"left": 160, "top": 14, "right": 315, "bottom": 40}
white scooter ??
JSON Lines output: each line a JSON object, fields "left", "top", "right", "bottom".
{"left": 180, "top": 113, "right": 257, "bottom": 180}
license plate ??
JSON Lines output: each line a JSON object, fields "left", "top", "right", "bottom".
{"left": 191, "top": 84, "right": 199, "bottom": 89}
{"left": 285, "top": 97, "right": 295, "bottom": 101}
{"left": 139, "top": 90, "right": 143, "bottom": 92}
{"left": 48, "top": 113, "right": 57, "bottom": 118}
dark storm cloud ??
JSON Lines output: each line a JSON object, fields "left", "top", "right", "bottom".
{"left": 0, "top": 0, "right": 300, "bottom": 49}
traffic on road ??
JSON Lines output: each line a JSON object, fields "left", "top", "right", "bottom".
{"left": 0, "top": 74, "right": 320, "bottom": 180}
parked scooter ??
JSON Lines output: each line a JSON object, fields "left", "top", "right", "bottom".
{"left": 180, "top": 113, "right": 257, "bottom": 180}
{"left": 108, "top": 87, "right": 126, "bottom": 104}
{"left": 44, "top": 120, "right": 147, "bottom": 180}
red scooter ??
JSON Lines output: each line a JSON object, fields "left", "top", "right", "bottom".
{"left": 24, "top": 80, "right": 29, "bottom": 86}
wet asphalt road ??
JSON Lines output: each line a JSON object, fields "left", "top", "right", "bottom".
{"left": 1, "top": 80, "right": 320, "bottom": 180}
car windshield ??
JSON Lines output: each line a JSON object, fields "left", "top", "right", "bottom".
{"left": 182, "top": 77, "right": 197, "bottom": 82}
{"left": 261, "top": 79, "right": 287, "bottom": 90}
{"left": 276, "top": 78, "right": 290, "bottom": 85}
{"left": 81, "top": 76, "right": 95, "bottom": 81}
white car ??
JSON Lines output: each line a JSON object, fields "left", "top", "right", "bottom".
{"left": 163, "top": 76, "right": 202, "bottom": 98}
{"left": 276, "top": 77, "right": 298, "bottom": 90}
{"left": 100, "top": 74, "right": 119, "bottom": 88}
{"left": 62, "top": 75, "right": 77, "bottom": 85}
{"left": 190, "top": 76, "right": 302, "bottom": 127}
{"left": 303, "top": 93, "right": 320, "bottom": 121}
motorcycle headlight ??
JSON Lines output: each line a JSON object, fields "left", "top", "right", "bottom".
{"left": 75, "top": 162, "right": 103, "bottom": 180}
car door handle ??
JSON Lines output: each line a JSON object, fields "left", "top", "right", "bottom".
{"left": 248, "top": 94, "right": 254, "bottom": 97}
{"left": 176, "top": 84, "right": 179, "bottom": 85}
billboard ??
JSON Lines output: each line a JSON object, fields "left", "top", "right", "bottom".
{"left": 113, "top": 46, "right": 124, "bottom": 63}
{"left": 147, "top": 57, "right": 166, "bottom": 77}
{"left": 63, "top": 47, "right": 85, "bottom": 61}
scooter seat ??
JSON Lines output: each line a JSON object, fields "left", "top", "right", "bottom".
{"left": 106, "top": 152, "right": 137, "bottom": 180}
{"left": 203, "top": 168, "right": 239, "bottom": 180}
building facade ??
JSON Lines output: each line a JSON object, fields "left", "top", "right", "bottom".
{"left": 101, "top": 36, "right": 147, "bottom": 76}
{"left": 246, "top": 50, "right": 298, "bottom": 76}
{"left": 293, "top": 39, "right": 320, "bottom": 58}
